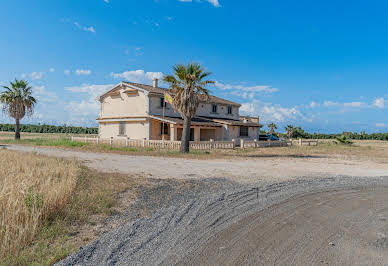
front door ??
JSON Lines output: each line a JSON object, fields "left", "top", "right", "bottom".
{"left": 190, "top": 128, "right": 194, "bottom": 141}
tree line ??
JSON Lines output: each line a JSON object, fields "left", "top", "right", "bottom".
{"left": 262, "top": 124, "right": 388, "bottom": 141}
{"left": 0, "top": 123, "right": 98, "bottom": 134}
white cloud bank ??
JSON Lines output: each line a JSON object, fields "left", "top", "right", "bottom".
{"left": 65, "top": 84, "right": 114, "bottom": 125}
{"left": 240, "top": 100, "right": 305, "bottom": 123}
{"left": 111, "top": 70, "right": 163, "bottom": 84}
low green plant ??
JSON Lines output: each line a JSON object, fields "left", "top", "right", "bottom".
{"left": 335, "top": 135, "right": 353, "bottom": 145}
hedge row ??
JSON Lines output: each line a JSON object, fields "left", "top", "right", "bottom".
{"left": 0, "top": 124, "right": 98, "bottom": 134}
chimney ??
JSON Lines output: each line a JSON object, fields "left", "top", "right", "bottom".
{"left": 153, "top": 78, "right": 158, "bottom": 88}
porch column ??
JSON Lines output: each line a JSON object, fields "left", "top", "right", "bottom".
{"left": 194, "top": 127, "right": 201, "bottom": 141}
{"left": 170, "top": 124, "right": 177, "bottom": 141}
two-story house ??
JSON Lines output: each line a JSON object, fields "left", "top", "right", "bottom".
{"left": 97, "top": 79, "right": 263, "bottom": 141}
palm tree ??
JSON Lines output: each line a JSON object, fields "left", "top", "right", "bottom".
{"left": 285, "top": 125, "right": 295, "bottom": 139}
{"left": 163, "top": 63, "right": 215, "bottom": 153}
{"left": 267, "top": 123, "right": 277, "bottom": 135}
{"left": 0, "top": 79, "right": 36, "bottom": 140}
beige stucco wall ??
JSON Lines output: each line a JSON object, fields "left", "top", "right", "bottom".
{"left": 224, "top": 125, "right": 259, "bottom": 141}
{"left": 149, "top": 95, "right": 239, "bottom": 120}
{"left": 149, "top": 95, "right": 180, "bottom": 118}
{"left": 101, "top": 90, "right": 148, "bottom": 118}
{"left": 196, "top": 103, "right": 239, "bottom": 120}
{"left": 99, "top": 121, "right": 148, "bottom": 139}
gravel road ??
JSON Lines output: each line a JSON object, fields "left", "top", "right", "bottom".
{"left": 4, "top": 144, "right": 388, "bottom": 184}
{"left": 4, "top": 145, "right": 388, "bottom": 265}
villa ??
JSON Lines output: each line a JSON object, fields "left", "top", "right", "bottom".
{"left": 97, "top": 79, "right": 263, "bottom": 141}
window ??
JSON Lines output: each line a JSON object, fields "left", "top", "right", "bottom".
{"left": 160, "top": 97, "right": 167, "bottom": 108}
{"left": 160, "top": 123, "right": 169, "bottom": 135}
{"left": 227, "top": 106, "right": 233, "bottom": 115}
{"left": 240, "top": 126, "right": 248, "bottom": 137}
{"left": 212, "top": 104, "right": 218, "bottom": 113}
{"left": 119, "top": 122, "right": 126, "bottom": 136}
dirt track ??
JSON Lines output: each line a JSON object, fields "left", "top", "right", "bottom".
{"left": 179, "top": 186, "right": 388, "bottom": 266}
{"left": 4, "top": 144, "right": 388, "bottom": 184}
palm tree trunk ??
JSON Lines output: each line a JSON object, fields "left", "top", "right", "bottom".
{"left": 15, "top": 118, "right": 20, "bottom": 140}
{"left": 180, "top": 117, "right": 191, "bottom": 153}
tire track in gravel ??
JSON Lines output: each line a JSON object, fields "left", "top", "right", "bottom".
{"left": 56, "top": 176, "right": 388, "bottom": 266}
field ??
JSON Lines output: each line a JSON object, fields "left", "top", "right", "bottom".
{"left": 0, "top": 149, "right": 156, "bottom": 265}
{"left": 2, "top": 132, "right": 388, "bottom": 264}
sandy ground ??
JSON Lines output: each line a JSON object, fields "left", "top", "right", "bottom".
{"left": 4, "top": 144, "right": 388, "bottom": 184}
{"left": 4, "top": 144, "right": 388, "bottom": 265}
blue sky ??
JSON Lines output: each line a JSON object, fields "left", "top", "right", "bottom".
{"left": 0, "top": 0, "right": 387, "bottom": 133}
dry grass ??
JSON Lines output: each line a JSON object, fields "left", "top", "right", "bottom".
{"left": 0, "top": 149, "right": 149, "bottom": 265}
{"left": 0, "top": 131, "right": 96, "bottom": 140}
{"left": 0, "top": 149, "right": 79, "bottom": 259}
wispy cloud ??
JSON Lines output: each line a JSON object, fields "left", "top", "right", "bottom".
{"left": 64, "top": 70, "right": 71, "bottom": 75}
{"left": 33, "top": 85, "right": 58, "bottom": 103}
{"left": 65, "top": 83, "right": 114, "bottom": 125}
{"left": 178, "top": 0, "right": 220, "bottom": 7}
{"left": 75, "top": 69, "right": 92, "bottom": 76}
{"left": 215, "top": 81, "right": 278, "bottom": 100}
{"left": 74, "top": 22, "right": 96, "bottom": 33}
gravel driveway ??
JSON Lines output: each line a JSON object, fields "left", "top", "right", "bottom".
{"left": 5, "top": 144, "right": 388, "bottom": 185}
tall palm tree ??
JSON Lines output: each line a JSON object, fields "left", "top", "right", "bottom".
{"left": 163, "top": 63, "right": 215, "bottom": 153}
{"left": 285, "top": 125, "right": 295, "bottom": 139}
{"left": 267, "top": 122, "right": 277, "bottom": 135}
{"left": 0, "top": 79, "right": 36, "bottom": 140}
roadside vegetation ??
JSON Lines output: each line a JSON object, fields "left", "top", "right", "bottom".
{"left": 1, "top": 135, "right": 388, "bottom": 162}
{"left": 0, "top": 149, "right": 149, "bottom": 265}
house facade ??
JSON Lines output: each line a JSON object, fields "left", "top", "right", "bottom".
{"left": 97, "top": 79, "right": 263, "bottom": 142}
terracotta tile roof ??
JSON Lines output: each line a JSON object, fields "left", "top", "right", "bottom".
{"left": 122, "top": 81, "right": 241, "bottom": 106}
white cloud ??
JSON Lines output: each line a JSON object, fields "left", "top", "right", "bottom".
{"left": 49, "top": 68, "right": 55, "bottom": 73}
{"left": 111, "top": 70, "right": 163, "bottom": 84}
{"left": 30, "top": 72, "right": 44, "bottom": 80}
{"left": 376, "top": 123, "right": 386, "bottom": 127}
{"left": 74, "top": 22, "right": 96, "bottom": 33}
{"left": 373, "top": 97, "right": 386, "bottom": 108}
{"left": 240, "top": 100, "right": 305, "bottom": 123}
{"left": 75, "top": 69, "right": 92, "bottom": 76}
{"left": 310, "top": 101, "right": 319, "bottom": 108}
{"left": 64, "top": 70, "right": 71, "bottom": 75}
{"left": 178, "top": 0, "right": 220, "bottom": 7}
{"left": 104, "top": 0, "right": 109, "bottom": 3}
